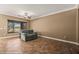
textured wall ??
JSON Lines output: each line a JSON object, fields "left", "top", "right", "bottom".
{"left": 0, "top": 14, "right": 28, "bottom": 37}
{"left": 31, "top": 9, "right": 77, "bottom": 42}
{"left": 78, "top": 9, "right": 79, "bottom": 42}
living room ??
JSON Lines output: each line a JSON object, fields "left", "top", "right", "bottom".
{"left": 0, "top": 4, "right": 79, "bottom": 54}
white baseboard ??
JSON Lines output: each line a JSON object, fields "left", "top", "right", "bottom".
{"left": 0, "top": 35, "right": 79, "bottom": 45}
{"left": 0, "top": 35, "right": 19, "bottom": 39}
{"left": 39, "top": 35, "right": 79, "bottom": 45}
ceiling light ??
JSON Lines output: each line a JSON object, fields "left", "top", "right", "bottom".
{"left": 18, "top": 10, "right": 35, "bottom": 19}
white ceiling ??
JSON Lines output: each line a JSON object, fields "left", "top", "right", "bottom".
{"left": 0, "top": 4, "right": 76, "bottom": 19}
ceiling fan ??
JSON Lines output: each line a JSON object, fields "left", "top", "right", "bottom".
{"left": 24, "top": 12, "right": 32, "bottom": 19}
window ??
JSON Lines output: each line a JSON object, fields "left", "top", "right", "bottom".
{"left": 8, "top": 20, "right": 27, "bottom": 33}
{"left": 14, "top": 22, "right": 21, "bottom": 32}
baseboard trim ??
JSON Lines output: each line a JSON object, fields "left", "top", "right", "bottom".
{"left": 0, "top": 35, "right": 19, "bottom": 39}
{"left": 39, "top": 35, "right": 79, "bottom": 45}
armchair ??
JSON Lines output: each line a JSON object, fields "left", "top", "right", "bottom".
{"left": 20, "top": 30, "right": 38, "bottom": 41}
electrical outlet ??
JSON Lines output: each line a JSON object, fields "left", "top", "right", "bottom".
{"left": 63, "top": 36, "right": 67, "bottom": 39}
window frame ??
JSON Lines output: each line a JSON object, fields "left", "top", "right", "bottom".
{"left": 7, "top": 20, "right": 27, "bottom": 33}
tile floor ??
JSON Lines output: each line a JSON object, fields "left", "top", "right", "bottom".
{"left": 0, "top": 37, "right": 79, "bottom": 54}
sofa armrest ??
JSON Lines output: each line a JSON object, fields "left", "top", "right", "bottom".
{"left": 33, "top": 32, "right": 38, "bottom": 35}
{"left": 20, "top": 33, "right": 25, "bottom": 41}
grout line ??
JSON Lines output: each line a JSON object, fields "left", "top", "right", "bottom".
{"left": 39, "top": 35, "right": 79, "bottom": 46}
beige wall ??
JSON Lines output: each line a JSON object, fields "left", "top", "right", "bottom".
{"left": 31, "top": 9, "right": 77, "bottom": 42}
{"left": 78, "top": 9, "right": 79, "bottom": 42}
{"left": 0, "top": 14, "right": 28, "bottom": 37}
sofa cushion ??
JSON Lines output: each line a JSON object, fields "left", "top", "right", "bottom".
{"left": 28, "top": 30, "right": 33, "bottom": 34}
